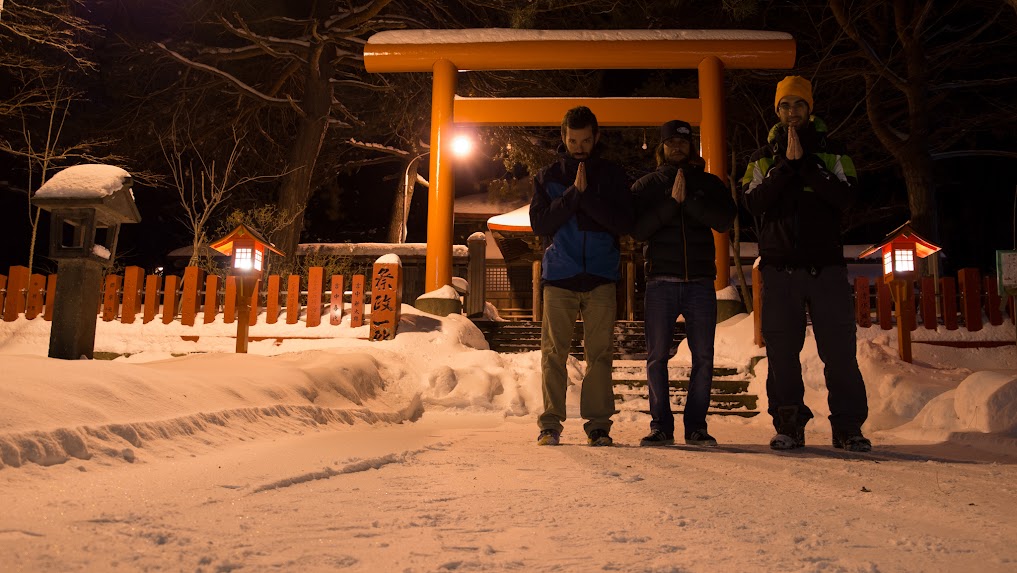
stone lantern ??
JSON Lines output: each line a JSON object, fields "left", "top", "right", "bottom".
{"left": 209, "top": 224, "right": 283, "bottom": 353}
{"left": 859, "top": 222, "right": 942, "bottom": 362}
{"left": 33, "top": 165, "right": 141, "bottom": 359}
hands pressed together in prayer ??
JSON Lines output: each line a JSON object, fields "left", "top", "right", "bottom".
{"left": 671, "top": 168, "right": 686, "bottom": 203}
{"left": 573, "top": 162, "right": 588, "bottom": 193}
{"left": 785, "top": 124, "right": 803, "bottom": 161}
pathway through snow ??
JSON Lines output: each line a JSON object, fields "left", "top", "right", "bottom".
{"left": 2, "top": 414, "right": 1015, "bottom": 572}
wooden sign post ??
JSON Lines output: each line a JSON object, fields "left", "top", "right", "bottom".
{"left": 370, "top": 255, "right": 403, "bottom": 341}
{"left": 996, "top": 250, "right": 1017, "bottom": 347}
{"left": 350, "top": 275, "right": 366, "bottom": 328}
{"left": 889, "top": 279, "right": 913, "bottom": 363}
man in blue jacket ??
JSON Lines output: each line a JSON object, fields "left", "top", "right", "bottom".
{"left": 630, "top": 120, "right": 736, "bottom": 448}
{"left": 741, "top": 76, "right": 871, "bottom": 452}
{"left": 530, "top": 106, "right": 633, "bottom": 447}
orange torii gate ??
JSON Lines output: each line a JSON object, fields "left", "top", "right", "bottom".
{"left": 364, "top": 29, "right": 796, "bottom": 295}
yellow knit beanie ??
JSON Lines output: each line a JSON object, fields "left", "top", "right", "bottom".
{"left": 774, "top": 76, "right": 813, "bottom": 113}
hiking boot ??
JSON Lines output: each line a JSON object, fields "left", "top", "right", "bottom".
{"left": 537, "top": 429, "right": 560, "bottom": 446}
{"left": 685, "top": 429, "right": 718, "bottom": 447}
{"left": 639, "top": 429, "right": 674, "bottom": 447}
{"left": 587, "top": 429, "right": 613, "bottom": 447}
{"left": 833, "top": 433, "right": 872, "bottom": 452}
{"left": 769, "top": 433, "right": 804, "bottom": 450}
{"left": 770, "top": 405, "right": 805, "bottom": 450}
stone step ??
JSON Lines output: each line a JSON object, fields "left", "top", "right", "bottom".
{"left": 613, "top": 363, "right": 741, "bottom": 378}
{"left": 475, "top": 320, "right": 687, "bottom": 358}
{"left": 486, "top": 344, "right": 651, "bottom": 361}
{"left": 615, "top": 409, "right": 760, "bottom": 418}
{"left": 473, "top": 319, "right": 759, "bottom": 415}
{"left": 614, "top": 392, "right": 757, "bottom": 410}
{"left": 613, "top": 378, "right": 750, "bottom": 394}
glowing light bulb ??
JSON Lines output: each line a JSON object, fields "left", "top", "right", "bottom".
{"left": 452, "top": 135, "right": 472, "bottom": 157}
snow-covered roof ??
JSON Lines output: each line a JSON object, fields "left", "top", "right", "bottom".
{"left": 369, "top": 29, "right": 793, "bottom": 44}
{"left": 455, "top": 192, "right": 528, "bottom": 217}
{"left": 171, "top": 243, "right": 472, "bottom": 259}
{"left": 299, "top": 243, "right": 470, "bottom": 258}
{"left": 734, "top": 243, "right": 880, "bottom": 260}
{"left": 487, "top": 205, "right": 531, "bottom": 232}
{"left": 35, "top": 165, "right": 131, "bottom": 199}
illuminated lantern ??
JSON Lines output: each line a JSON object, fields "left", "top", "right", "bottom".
{"left": 859, "top": 222, "right": 941, "bottom": 284}
{"left": 209, "top": 225, "right": 283, "bottom": 353}
{"left": 859, "top": 222, "right": 942, "bottom": 363}
{"left": 209, "top": 224, "right": 282, "bottom": 278}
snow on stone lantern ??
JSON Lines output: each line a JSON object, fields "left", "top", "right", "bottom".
{"left": 859, "top": 222, "right": 942, "bottom": 363}
{"left": 33, "top": 165, "right": 141, "bottom": 360}
{"left": 209, "top": 224, "right": 283, "bottom": 353}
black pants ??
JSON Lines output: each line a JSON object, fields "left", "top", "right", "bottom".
{"left": 761, "top": 265, "right": 868, "bottom": 435}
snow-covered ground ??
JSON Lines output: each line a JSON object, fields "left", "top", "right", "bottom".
{"left": 2, "top": 306, "right": 1017, "bottom": 572}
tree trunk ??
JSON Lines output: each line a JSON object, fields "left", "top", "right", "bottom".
{"left": 387, "top": 155, "right": 423, "bottom": 243}
{"left": 729, "top": 147, "right": 752, "bottom": 309}
{"left": 273, "top": 35, "right": 334, "bottom": 260}
{"left": 898, "top": 144, "right": 939, "bottom": 241}
{"left": 187, "top": 232, "right": 204, "bottom": 268}
{"left": 862, "top": 64, "right": 939, "bottom": 242}
{"left": 28, "top": 207, "right": 41, "bottom": 272}
{"left": 897, "top": 0, "right": 939, "bottom": 242}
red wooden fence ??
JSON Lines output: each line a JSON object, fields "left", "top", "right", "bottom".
{"left": 0, "top": 265, "right": 390, "bottom": 333}
{"left": 748, "top": 267, "right": 1009, "bottom": 340}
{"left": 3, "top": 265, "right": 1013, "bottom": 338}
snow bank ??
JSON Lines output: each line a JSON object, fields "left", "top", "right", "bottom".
{"left": 3, "top": 298, "right": 1016, "bottom": 471}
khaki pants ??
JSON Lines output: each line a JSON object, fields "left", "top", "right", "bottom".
{"left": 538, "top": 283, "right": 617, "bottom": 435}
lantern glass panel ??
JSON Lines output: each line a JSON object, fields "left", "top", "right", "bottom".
{"left": 883, "top": 251, "right": 893, "bottom": 275}
{"left": 254, "top": 249, "right": 263, "bottom": 272}
{"left": 894, "top": 249, "right": 915, "bottom": 273}
{"left": 234, "top": 247, "right": 254, "bottom": 270}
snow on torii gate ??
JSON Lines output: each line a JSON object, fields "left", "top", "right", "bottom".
{"left": 364, "top": 29, "right": 796, "bottom": 294}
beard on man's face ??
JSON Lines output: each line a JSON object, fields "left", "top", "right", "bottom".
{"left": 784, "top": 114, "right": 806, "bottom": 127}
{"left": 665, "top": 148, "right": 687, "bottom": 164}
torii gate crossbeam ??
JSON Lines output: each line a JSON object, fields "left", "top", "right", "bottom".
{"left": 364, "top": 29, "right": 795, "bottom": 297}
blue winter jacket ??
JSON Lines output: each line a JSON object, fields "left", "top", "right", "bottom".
{"left": 529, "top": 147, "right": 634, "bottom": 287}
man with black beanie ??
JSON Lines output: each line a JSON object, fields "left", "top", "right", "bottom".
{"left": 631, "top": 120, "right": 735, "bottom": 447}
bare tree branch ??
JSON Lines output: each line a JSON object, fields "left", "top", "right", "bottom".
{"left": 155, "top": 42, "right": 301, "bottom": 111}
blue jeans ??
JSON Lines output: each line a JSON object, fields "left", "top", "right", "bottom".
{"left": 644, "top": 279, "right": 717, "bottom": 437}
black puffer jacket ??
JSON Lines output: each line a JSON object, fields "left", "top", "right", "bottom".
{"left": 630, "top": 160, "right": 736, "bottom": 280}
{"left": 741, "top": 118, "right": 858, "bottom": 268}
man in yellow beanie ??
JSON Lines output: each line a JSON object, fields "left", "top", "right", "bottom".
{"left": 740, "top": 75, "right": 871, "bottom": 453}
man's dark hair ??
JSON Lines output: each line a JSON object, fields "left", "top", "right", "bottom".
{"left": 561, "top": 106, "right": 599, "bottom": 138}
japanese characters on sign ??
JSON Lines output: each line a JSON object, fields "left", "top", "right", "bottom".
{"left": 369, "top": 260, "right": 403, "bottom": 341}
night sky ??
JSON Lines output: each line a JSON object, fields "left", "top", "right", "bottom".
{"left": 2, "top": 1, "right": 1015, "bottom": 278}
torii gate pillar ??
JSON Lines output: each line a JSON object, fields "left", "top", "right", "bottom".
{"left": 698, "top": 56, "right": 731, "bottom": 291}
{"left": 426, "top": 59, "right": 458, "bottom": 291}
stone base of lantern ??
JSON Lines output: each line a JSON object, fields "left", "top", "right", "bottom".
{"left": 414, "top": 297, "right": 462, "bottom": 317}
{"left": 48, "top": 258, "right": 105, "bottom": 360}
{"left": 717, "top": 299, "right": 746, "bottom": 323}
